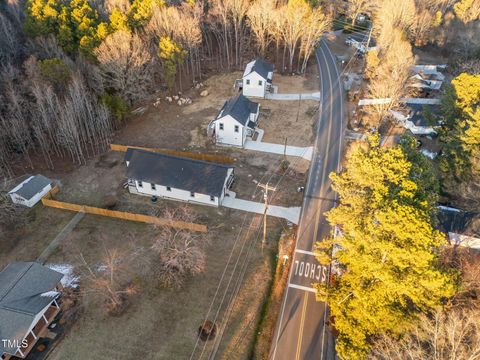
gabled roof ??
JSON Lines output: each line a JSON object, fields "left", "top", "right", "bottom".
{"left": 216, "top": 94, "right": 259, "bottom": 126}
{"left": 8, "top": 175, "right": 52, "bottom": 200}
{"left": 0, "top": 262, "right": 63, "bottom": 355}
{"left": 347, "top": 32, "right": 376, "bottom": 47}
{"left": 243, "top": 58, "right": 273, "bottom": 80}
{"left": 126, "top": 149, "right": 233, "bottom": 197}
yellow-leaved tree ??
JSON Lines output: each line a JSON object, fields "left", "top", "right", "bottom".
{"left": 315, "top": 135, "right": 455, "bottom": 359}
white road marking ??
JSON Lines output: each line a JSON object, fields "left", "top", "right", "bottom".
{"left": 288, "top": 284, "right": 317, "bottom": 293}
{"left": 295, "top": 249, "right": 317, "bottom": 256}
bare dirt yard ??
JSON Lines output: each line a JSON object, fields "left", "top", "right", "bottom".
{"left": 1, "top": 61, "right": 320, "bottom": 360}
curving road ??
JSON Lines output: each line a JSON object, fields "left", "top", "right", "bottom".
{"left": 269, "top": 39, "right": 345, "bottom": 360}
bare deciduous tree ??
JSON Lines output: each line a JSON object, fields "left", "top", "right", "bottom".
{"left": 95, "top": 30, "right": 154, "bottom": 103}
{"left": 247, "top": 0, "right": 275, "bottom": 56}
{"left": 79, "top": 246, "right": 140, "bottom": 315}
{"left": 346, "top": 0, "right": 375, "bottom": 26}
{"left": 149, "top": 206, "right": 207, "bottom": 289}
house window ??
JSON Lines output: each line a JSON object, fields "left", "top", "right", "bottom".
{"left": 166, "top": 186, "right": 171, "bottom": 192}
{"left": 234, "top": 125, "right": 239, "bottom": 133}
{"left": 190, "top": 192, "right": 195, "bottom": 197}
{"left": 219, "top": 123, "right": 224, "bottom": 131}
{"left": 210, "top": 195, "right": 215, "bottom": 201}
{"left": 138, "top": 181, "right": 143, "bottom": 188}
{"left": 246, "top": 79, "right": 250, "bottom": 85}
{"left": 258, "top": 80, "right": 263, "bottom": 86}
{"left": 151, "top": 183, "right": 156, "bottom": 190}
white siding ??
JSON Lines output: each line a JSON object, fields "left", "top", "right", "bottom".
{"left": 9, "top": 183, "right": 52, "bottom": 208}
{"left": 242, "top": 72, "right": 266, "bottom": 98}
{"left": 130, "top": 180, "right": 220, "bottom": 207}
{"left": 213, "top": 115, "right": 245, "bottom": 147}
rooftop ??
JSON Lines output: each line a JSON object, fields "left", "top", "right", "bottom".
{"left": 0, "top": 262, "right": 63, "bottom": 355}
{"left": 243, "top": 58, "right": 274, "bottom": 80}
{"left": 126, "top": 149, "right": 233, "bottom": 197}
{"left": 8, "top": 175, "right": 52, "bottom": 200}
{"left": 217, "top": 94, "right": 259, "bottom": 126}
{"left": 437, "top": 206, "right": 479, "bottom": 238}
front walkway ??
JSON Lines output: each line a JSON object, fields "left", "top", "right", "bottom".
{"left": 265, "top": 92, "right": 320, "bottom": 101}
{"left": 245, "top": 139, "right": 313, "bottom": 161}
{"left": 222, "top": 192, "right": 301, "bottom": 224}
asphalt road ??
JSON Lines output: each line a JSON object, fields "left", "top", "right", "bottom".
{"left": 269, "top": 39, "right": 345, "bottom": 360}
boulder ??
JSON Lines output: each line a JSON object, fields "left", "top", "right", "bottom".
{"left": 200, "top": 90, "right": 209, "bottom": 97}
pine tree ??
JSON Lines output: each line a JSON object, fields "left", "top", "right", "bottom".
{"left": 158, "top": 36, "right": 186, "bottom": 91}
{"left": 315, "top": 135, "right": 455, "bottom": 359}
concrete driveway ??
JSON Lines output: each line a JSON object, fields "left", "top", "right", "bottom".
{"left": 222, "top": 192, "right": 301, "bottom": 224}
{"left": 245, "top": 139, "right": 313, "bottom": 161}
{"left": 266, "top": 92, "right": 320, "bottom": 101}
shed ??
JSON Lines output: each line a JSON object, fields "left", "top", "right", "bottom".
{"left": 8, "top": 175, "right": 53, "bottom": 208}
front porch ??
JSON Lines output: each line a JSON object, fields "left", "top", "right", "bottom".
{"left": 12, "top": 302, "right": 61, "bottom": 359}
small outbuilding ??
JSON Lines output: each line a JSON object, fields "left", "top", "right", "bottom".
{"left": 345, "top": 32, "right": 376, "bottom": 54}
{"left": 8, "top": 175, "right": 53, "bottom": 208}
{"left": 235, "top": 58, "right": 274, "bottom": 98}
{"left": 208, "top": 94, "right": 260, "bottom": 147}
{"left": 0, "top": 262, "right": 64, "bottom": 360}
{"left": 125, "top": 149, "right": 235, "bottom": 207}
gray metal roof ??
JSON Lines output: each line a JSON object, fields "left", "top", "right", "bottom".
{"left": 126, "top": 149, "right": 233, "bottom": 197}
{"left": 9, "top": 175, "right": 52, "bottom": 200}
{"left": 0, "top": 262, "right": 63, "bottom": 355}
{"left": 249, "top": 58, "right": 273, "bottom": 80}
{"left": 217, "top": 95, "right": 258, "bottom": 126}
{"left": 347, "top": 32, "right": 376, "bottom": 47}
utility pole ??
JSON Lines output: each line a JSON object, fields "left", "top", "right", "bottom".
{"left": 259, "top": 183, "right": 276, "bottom": 251}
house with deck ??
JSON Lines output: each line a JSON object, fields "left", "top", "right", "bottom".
{"left": 235, "top": 59, "right": 274, "bottom": 98}
{"left": 125, "top": 149, "right": 234, "bottom": 207}
{"left": 208, "top": 94, "right": 260, "bottom": 147}
{"left": 0, "top": 262, "right": 63, "bottom": 360}
{"left": 8, "top": 175, "right": 52, "bottom": 208}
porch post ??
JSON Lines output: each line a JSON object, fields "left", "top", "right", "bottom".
{"left": 53, "top": 299, "right": 60, "bottom": 308}
{"left": 30, "top": 330, "right": 37, "bottom": 340}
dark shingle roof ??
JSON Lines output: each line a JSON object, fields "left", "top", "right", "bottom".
{"left": 0, "top": 262, "right": 63, "bottom": 355}
{"left": 407, "top": 104, "right": 440, "bottom": 127}
{"left": 217, "top": 95, "right": 258, "bottom": 126}
{"left": 437, "top": 206, "right": 478, "bottom": 236}
{"left": 9, "top": 175, "right": 52, "bottom": 200}
{"left": 347, "top": 32, "right": 376, "bottom": 47}
{"left": 126, "top": 149, "right": 233, "bottom": 197}
{"left": 249, "top": 58, "right": 273, "bottom": 80}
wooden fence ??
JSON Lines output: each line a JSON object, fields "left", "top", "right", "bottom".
{"left": 110, "top": 144, "right": 234, "bottom": 164}
{"left": 41, "top": 198, "right": 207, "bottom": 232}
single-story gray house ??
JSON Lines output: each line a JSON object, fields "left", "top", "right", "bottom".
{"left": 125, "top": 149, "right": 235, "bottom": 207}
{"left": 0, "top": 262, "right": 63, "bottom": 360}
{"left": 345, "top": 32, "right": 377, "bottom": 53}
{"left": 208, "top": 94, "right": 260, "bottom": 147}
{"left": 235, "top": 59, "right": 274, "bottom": 98}
{"left": 8, "top": 175, "right": 52, "bottom": 208}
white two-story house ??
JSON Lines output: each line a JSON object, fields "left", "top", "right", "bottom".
{"left": 125, "top": 149, "right": 235, "bottom": 207}
{"left": 208, "top": 94, "right": 260, "bottom": 147}
{"left": 235, "top": 59, "right": 274, "bottom": 98}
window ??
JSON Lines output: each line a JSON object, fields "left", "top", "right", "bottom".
{"left": 258, "top": 80, "right": 263, "bottom": 86}
{"left": 151, "top": 183, "right": 156, "bottom": 190}
{"left": 190, "top": 192, "right": 195, "bottom": 197}
{"left": 246, "top": 79, "right": 250, "bottom": 85}
{"left": 210, "top": 195, "right": 215, "bottom": 201}
{"left": 234, "top": 125, "right": 239, "bottom": 133}
{"left": 219, "top": 123, "right": 224, "bottom": 131}
{"left": 166, "top": 186, "right": 171, "bottom": 192}
{"left": 138, "top": 181, "right": 143, "bottom": 188}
